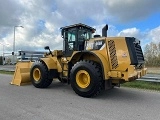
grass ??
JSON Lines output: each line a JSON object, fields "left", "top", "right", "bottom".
{"left": 0, "top": 70, "right": 14, "bottom": 75}
{"left": 122, "top": 81, "right": 160, "bottom": 91}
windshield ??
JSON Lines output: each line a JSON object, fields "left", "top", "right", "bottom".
{"left": 78, "top": 29, "right": 92, "bottom": 41}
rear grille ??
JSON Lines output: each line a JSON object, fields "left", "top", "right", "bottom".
{"left": 134, "top": 43, "right": 144, "bottom": 63}
{"left": 108, "top": 40, "right": 119, "bottom": 69}
{"left": 125, "top": 37, "right": 145, "bottom": 66}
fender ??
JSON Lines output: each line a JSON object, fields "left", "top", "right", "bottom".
{"left": 91, "top": 52, "right": 110, "bottom": 80}
{"left": 40, "top": 57, "right": 57, "bottom": 70}
{"left": 70, "top": 51, "right": 110, "bottom": 80}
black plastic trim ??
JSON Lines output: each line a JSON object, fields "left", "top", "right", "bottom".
{"left": 48, "top": 69, "right": 58, "bottom": 79}
{"left": 125, "top": 37, "right": 144, "bottom": 65}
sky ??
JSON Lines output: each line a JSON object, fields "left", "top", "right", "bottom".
{"left": 0, "top": 0, "right": 160, "bottom": 55}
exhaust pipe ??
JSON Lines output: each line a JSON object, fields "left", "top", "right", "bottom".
{"left": 102, "top": 24, "right": 108, "bottom": 37}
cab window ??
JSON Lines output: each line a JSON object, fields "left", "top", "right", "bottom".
{"left": 78, "top": 30, "right": 92, "bottom": 41}
{"left": 68, "top": 30, "right": 76, "bottom": 50}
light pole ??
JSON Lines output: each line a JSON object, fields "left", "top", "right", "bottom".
{"left": 13, "top": 26, "right": 24, "bottom": 64}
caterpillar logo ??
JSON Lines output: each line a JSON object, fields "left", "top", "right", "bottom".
{"left": 122, "top": 53, "right": 127, "bottom": 57}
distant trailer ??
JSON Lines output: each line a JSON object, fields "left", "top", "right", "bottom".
{"left": 17, "top": 50, "right": 45, "bottom": 62}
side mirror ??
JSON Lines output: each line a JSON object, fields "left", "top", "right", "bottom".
{"left": 44, "top": 46, "right": 49, "bottom": 50}
{"left": 44, "top": 46, "right": 53, "bottom": 57}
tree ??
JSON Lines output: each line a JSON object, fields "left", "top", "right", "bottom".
{"left": 144, "top": 42, "right": 160, "bottom": 67}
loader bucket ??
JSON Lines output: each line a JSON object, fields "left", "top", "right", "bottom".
{"left": 10, "top": 61, "right": 33, "bottom": 86}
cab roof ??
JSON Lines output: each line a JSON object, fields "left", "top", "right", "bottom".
{"left": 60, "top": 23, "right": 96, "bottom": 31}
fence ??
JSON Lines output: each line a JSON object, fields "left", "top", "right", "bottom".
{"left": 137, "top": 76, "right": 160, "bottom": 83}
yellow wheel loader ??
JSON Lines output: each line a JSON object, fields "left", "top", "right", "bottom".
{"left": 11, "top": 23, "right": 147, "bottom": 97}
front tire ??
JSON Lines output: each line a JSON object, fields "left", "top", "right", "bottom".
{"left": 30, "top": 61, "right": 52, "bottom": 88}
{"left": 70, "top": 60, "right": 103, "bottom": 97}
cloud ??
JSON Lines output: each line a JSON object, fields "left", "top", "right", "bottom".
{"left": 0, "top": 0, "right": 159, "bottom": 54}
{"left": 0, "top": 0, "right": 23, "bottom": 27}
{"left": 7, "top": 0, "right": 64, "bottom": 51}
{"left": 55, "top": 0, "right": 106, "bottom": 24}
{"left": 0, "top": 0, "right": 107, "bottom": 52}
{"left": 147, "top": 26, "right": 160, "bottom": 43}
{"left": 117, "top": 28, "right": 140, "bottom": 37}
{"left": 116, "top": 26, "right": 160, "bottom": 49}
{"left": 103, "top": 0, "right": 160, "bottom": 23}
{"left": 93, "top": 24, "right": 119, "bottom": 37}
{"left": 117, "top": 26, "right": 160, "bottom": 44}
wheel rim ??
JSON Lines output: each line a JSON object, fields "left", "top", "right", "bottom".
{"left": 33, "top": 68, "right": 41, "bottom": 81}
{"left": 76, "top": 70, "right": 90, "bottom": 88}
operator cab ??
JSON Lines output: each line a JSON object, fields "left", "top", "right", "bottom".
{"left": 61, "top": 23, "right": 95, "bottom": 56}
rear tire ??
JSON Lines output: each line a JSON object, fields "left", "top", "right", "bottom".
{"left": 30, "top": 61, "right": 52, "bottom": 88}
{"left": 70, "top": 60, "right": 103, "bottom": 97}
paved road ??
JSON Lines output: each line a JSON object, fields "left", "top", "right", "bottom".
{"left": 0, "top": 65, "right": 15, "bottom": 71}
{"left": 1, "top": 74, "right": 160, "bottom": 120}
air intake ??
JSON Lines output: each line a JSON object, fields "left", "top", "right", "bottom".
{"left": 102, "top": 24, "right": 108, "bottom": 37}
{"left": 134, "top": 43, "right": 144, "bottom": 63}
{"left": 108, "top": 40, "right": 119, "bottom": 69}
